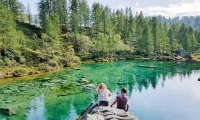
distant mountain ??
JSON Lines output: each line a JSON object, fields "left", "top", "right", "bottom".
{"left": 146, "top": 15, "right": 200, "bottom": 30}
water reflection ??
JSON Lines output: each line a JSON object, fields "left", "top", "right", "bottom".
{"left": 26, "top": 95, "right": 46, "bottom": 120}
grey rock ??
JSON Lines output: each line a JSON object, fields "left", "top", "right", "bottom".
{"left": 176, "top": 49, "right": 192, "bottom": 60}
{"left": 77, "top": 103, "right": 139, "bottom": 120}
{"left": 40, "top": 83, "right": 54, "bottom": 87}
{"left": 87, "top": 114, "right": 104, "bottom": 120}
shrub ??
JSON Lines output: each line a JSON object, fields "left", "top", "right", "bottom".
{"left": 13, "top": 68, "right": 27, "bottom": 77}
{"left": 38, "top": 64, "right": 52, "bottom": 72}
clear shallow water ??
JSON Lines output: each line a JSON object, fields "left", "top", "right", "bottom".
{"left": 0, "top": 61, "right": 200, "bottom": 120}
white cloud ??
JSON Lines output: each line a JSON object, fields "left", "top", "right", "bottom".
{"left": 135, "top": 2, "right": 139, "bottom": 6}
{"left": 135, "top": 0, "right": 200, "bottom": 18}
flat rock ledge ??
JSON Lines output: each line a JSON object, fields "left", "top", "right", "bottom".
{"left": 77, "top": 103, "right": 139, "bottom": 120}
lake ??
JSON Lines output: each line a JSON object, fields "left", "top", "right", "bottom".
{"left": 0, "top": 61, "right": 200, "bottom": 120}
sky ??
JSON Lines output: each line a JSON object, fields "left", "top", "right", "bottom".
{"left": 19, "top": 0, "right": 200, "bottom": 18}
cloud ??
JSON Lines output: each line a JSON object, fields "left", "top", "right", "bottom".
{"left": 135, "top": 0, "right": 200, "bottom": 18}
{"left": 135, "top": 2, "right": 139, "bottom": 6}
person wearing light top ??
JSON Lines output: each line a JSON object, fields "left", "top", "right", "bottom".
{"left": 96, "top": 83, "right": 112, "bottom": 106}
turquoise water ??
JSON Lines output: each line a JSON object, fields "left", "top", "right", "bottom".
{"left": 0, "top": 61, "right": 200, "bottom": 120}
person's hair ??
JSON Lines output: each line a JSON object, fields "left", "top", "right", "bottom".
{"left": 97, "top": 83, "right": 107, "bottom": 92}
{"left": 121, "top": 88, "right": 127, "bottom": 93}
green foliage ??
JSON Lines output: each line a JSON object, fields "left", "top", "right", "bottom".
{"left": 1, "top": 0, "right": 200, "bottom": 78}
{"left": 38, "top": 64, "right": 52, "bottom": 72}
{"left": 13, "top": 68, "right": 27, "bottom": 77}
{"left": 0, "top": 2, "right": 17, "bottom": 49}
{"left": 44, "top": 13, "right": 61, "bottom": 42}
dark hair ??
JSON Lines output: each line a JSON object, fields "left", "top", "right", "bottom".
{"left": 121, "top": 88, "right": 127, "bottom": 93}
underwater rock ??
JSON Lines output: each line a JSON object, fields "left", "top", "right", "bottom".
{"left": 18, "top": 84, "right": 27, "bottom": 88}
{"left": 137, "top": 65, "right": 158, "bottom": 68}
{"left": 50, "top": 87, "right": 56, "bottom": 90}
{"left": 40, "top": 83, "right": 55, "bottom": 87}
{"left": 40, "top": 77, "right": 52, "bottom": 81}
{"left": 29, "top": 83, "right": 35, "bottom": 87}
{"left": 79, "top": 78, "right": 89, "bottom": 83}
{"left": 69, "top": 82, "right": 79, "bottom": 87}
{"left": 5, "top": 100, "right": 13, "bottom": 104}
{"left": 82, "top": 84, "right": 96, "bottom": 91}
{"left": 74, "top": 68, "right": 82, "bottom": 70}
{"left": 49, "top": 80, "right": 61, "bottom": 83}
{"left": 57, "top": 94, "right": 68, "bottom": 97}
{"left": 19, "top": 88, "right": 26, "bottom": 92}
{"left": 0, "top": 107, "right": 17, "bottom": 116}
{"left": 2, "top": 90, "right": 12, "bottom": 94}
{"left": 117, "top": 82, "right": 125, "bottom": 85}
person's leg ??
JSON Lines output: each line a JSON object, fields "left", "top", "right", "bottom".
{"left": 99, "top": 101, "right": 108, "bottom": 106}
{"left": 104, "top": 101, "right": 108, "bottom": 106}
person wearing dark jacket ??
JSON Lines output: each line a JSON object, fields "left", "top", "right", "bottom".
{"left": 110, "top": 88, "right": 129, "bottom": 111}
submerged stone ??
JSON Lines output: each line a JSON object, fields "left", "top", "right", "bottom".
{"left": 82, "top": 84, "right": 96, "bottom": 91}
{"left": 137, "top": 65, "right": 158, "bottom": 68}
{"left": 117, "top": 82, "right": 125, "bottom": 85}
{"left": 49, "top": 80, "right": 62, "bottom": 84}
{"left": 40, "top": 83, "right": 55, "bottom": 87}
{"left": 40, "top": 77, "right": 52, "bottom": 81}
{"left": 0, "top": 107, "right": 17, "bottom": 116}
{"left": 79, "top": 78, "right": 89, "bottom": 83}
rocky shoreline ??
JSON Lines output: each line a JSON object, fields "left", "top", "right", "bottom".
{"left": 77, "top": 103, "right": 139, "bottom": 120}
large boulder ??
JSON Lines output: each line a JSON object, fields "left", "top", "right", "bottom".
{"left": 176, "top": 49, "right": 192, "bottom": 60}
{"left": 77, "top": 103, "right": 139, "bottom": 120}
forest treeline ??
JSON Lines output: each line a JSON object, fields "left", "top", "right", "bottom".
{"left": 148, "top": 15, "right": 200, "bottom": 30}
{"left": 0, "top": 0, "right": 200, "bottom": 78}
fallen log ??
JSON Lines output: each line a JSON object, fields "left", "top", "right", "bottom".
{"left": 138, "top": 65, "right": 158, "bottom": 68}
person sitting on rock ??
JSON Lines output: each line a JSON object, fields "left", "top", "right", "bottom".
{"left": 97, "top": 83, "right": 112, "bottom": 106}
{"left": 110, "top": 88, "right": 129, "bottom": 111}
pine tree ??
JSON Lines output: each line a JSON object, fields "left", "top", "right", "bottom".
{"left": 142, "top": 24, "right": 153, "bottom": 55}
{"left": 136, "top": 11, "right": 145, "bottom": 51}
{"left": 34, "top": 15, "right": 39, "bottom": 27}
{"left": 91, "top": 3, "right": 103, "bottom": 36}
{"left": 38, "top": 0, "right": 47, "bottom": 28}
{"left": 44, "top": 13, "right": 61, "bottom": 42}
{"left": 27, "top": 3, "right": 32, "bottom": 24}
{"left": 55, "top": 0, "right": 68, "bottom": 27}
{"left": 178, "top": 23, "right": 186, "bottom": 47}
{"left": 115, "top": 9, "right": 125, "bottom": 36}
{"left": 70, "top": 0, "right": 79, "bottom": 34}
{"left": 0, "top": 2, "right": 18, "bottom": 49}
{"left": 150, "top": 17, "right": 161, "bottom": 54}
{"left": 78, "top": 0, "right": 90, "bottom": 33}
{"left": 168, "top": 28, "right": 179, "bottom": 55}
{"left": 127, "top": 8, "right": 135, "bottom": 50}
